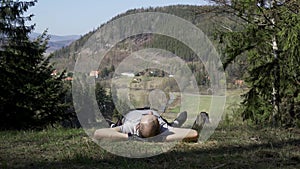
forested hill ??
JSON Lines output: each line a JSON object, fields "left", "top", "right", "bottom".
{"left": 51, "top": 5, "right": 244, "bottom": 79}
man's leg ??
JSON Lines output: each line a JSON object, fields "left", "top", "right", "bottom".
{"left": 105, "top": 115, "right": 124, "bottom": 128}
{"left": 192, "top": 112, "right": 210, "bottom": 131}
{"left": 105, "top": 119, "right": 116, "bottom": 128}
{"left": 170, "top": 111, "right": 187, "bottom": 127}
{"left": 160, "top": 111, "right": 187, "bottom": 127}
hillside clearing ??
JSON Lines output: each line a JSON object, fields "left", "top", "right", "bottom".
{"left": 1, "top": 124, "right": 300, "bottom": 169}
{"left": 1, "top": 90, "right": 299, "bottom": 169}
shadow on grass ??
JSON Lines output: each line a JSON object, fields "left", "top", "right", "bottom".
{"left": 14, "top": 138, "right": 300, "bottom": 169}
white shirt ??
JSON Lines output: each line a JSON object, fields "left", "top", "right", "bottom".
{"left": 119, "top": 109, "right": 170, "bottom": 135}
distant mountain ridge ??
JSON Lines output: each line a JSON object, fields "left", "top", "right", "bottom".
{"left": 53, "top": 5, "right": 213, "bottom": 71}
{"left": 30, "top": 32, "right": 80, "bottom": 53}
{"left": 51, "top": 4, "right": 243, "bottom": 81}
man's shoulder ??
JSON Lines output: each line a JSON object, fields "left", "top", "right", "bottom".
{"left": 134, "top": 106, "right": 151, "bottom": 110}
{"left": 128, "top": 107, "right": 157, "bottom": 114}
{"left": 129, "top": 107, "right": 153, "bottom": 113}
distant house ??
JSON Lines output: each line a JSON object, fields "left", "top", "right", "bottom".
{"left": 64, "top": 77, "right": 73, "bottom": 81}
{"left": 132, "top": 78, "right": 142, "bottom": 83}
{"left": 105, "top": 43, "right": 113, "bottom": 48}
{"left": 234, "top": 79, "right": 244, "bottom": 88}
{"left": 89, "top": 70, "right": 99, "bottom": 78}
{"left": 121, "top": 72, "right": 135, "bottom": 77}
{"left": 51, "top": 70, "right": 58, "bottom": 76}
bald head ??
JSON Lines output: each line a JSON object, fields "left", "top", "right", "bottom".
{"left": 138, "top": 112, "right": 160, "bottom": 138}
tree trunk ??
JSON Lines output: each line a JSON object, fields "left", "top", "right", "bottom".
{"left": 271, "top": 17, "right": 280, "bottom": 127}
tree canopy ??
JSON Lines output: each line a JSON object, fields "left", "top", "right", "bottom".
{"left": 211, "top": 0, "right": 300, "bottom": 127}
{"left": 0, "top": 0, "right": 70, "bottom": 129}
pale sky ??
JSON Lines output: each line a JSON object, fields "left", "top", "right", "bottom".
{"left": 27, "top": 0, "right": 209, "bottom": 36}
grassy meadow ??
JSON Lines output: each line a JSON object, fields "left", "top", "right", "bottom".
{"left": 1, "top": 89, "right": 300, "bottom": 169}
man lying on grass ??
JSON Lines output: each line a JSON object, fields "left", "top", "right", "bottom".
{"left": 94, "top": 109, "right": 198, "bottom": 142}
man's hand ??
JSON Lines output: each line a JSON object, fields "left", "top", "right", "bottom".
{"left": 127, "top": 133, "right": 146, "bottom": 142}
{"left": 128, "top": 133, "right": 168, "bottom": 142}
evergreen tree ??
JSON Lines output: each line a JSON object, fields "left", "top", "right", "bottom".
{"left": 211, "top": 0, "right": 300, "bottom": 127}
{"left": 95, "top": 83, "right": 115, "bottom": 120}
{"left": 0, "top": 0, "right": 68, "bottom": 129}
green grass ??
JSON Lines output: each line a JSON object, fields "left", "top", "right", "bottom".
{"left": 1, "top": 124, "right": 300, "bottom": 169}
{"left": 1, "top": 90, "right": 300, "bottom": 169}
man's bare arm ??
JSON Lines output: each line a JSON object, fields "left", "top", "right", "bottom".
{"left": 93, "top": 126, "right": 198, "bottom": 142}
{"left": 93, "top": 127, "right": 128, "bottom": 141}
{"left": 163, "top": 127, "right": 198, "bottom": 142}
